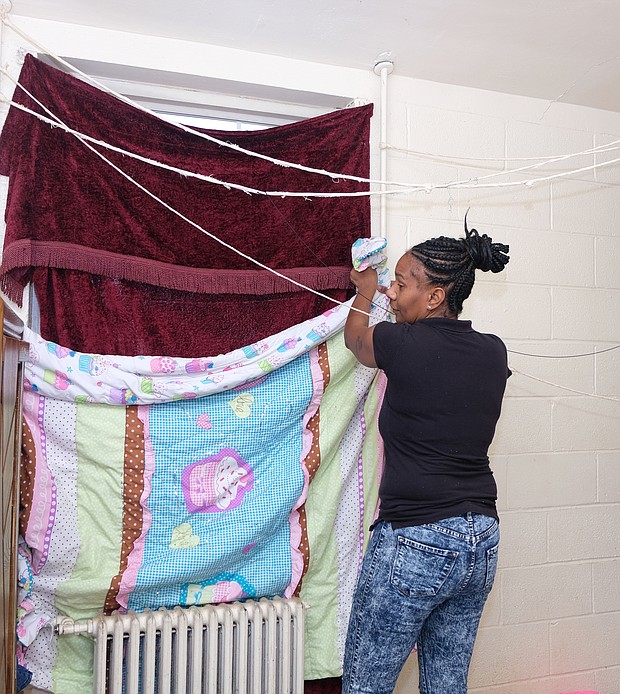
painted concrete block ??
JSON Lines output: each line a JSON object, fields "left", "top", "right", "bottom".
{"left": 501, "top": 562, "right": 592, "bottom": 624}
{"left": 548, "top": 505, "right": 620, "bottom": 561}
{"left": 506, "top": 452, "right": 597, "bottom": 509}
{"left": 497, "top": 510, "right": 548, "bottom": 568}
{"left": 550, "top": 611, "right": 620, "bottom": 673}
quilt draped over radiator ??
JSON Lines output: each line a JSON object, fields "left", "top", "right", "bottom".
{"left": 18, "top": 297, "right": 388, "bottom": 693}
{"left": 0, "top": 54, "right": 372, "bottom": 356}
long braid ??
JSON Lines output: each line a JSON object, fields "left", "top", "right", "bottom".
{"left": 411, "top": 214, "right": 509, "bottom": 315}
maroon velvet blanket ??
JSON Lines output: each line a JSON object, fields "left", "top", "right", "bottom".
{"left": 0, "top": 55, "right": 372, "bottom": 356}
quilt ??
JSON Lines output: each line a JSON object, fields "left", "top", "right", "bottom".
{"left": 18, "top": 296, "right": 388, "bottom": 693}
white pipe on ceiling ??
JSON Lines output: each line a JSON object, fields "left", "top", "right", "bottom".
{"left": 373, "top": 58, "right": 394, "bottom": 239}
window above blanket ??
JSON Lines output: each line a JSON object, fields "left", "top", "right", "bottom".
{"left": 38, "top": 55, "right": 365, "bottom": 130}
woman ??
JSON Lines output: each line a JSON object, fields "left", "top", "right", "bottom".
{"left": 342, "top": 220, "right": 510, "bottom": 694}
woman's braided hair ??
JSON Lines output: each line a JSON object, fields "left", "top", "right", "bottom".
{"left": 410, "top": 213, "right": 510, "bottom": 316}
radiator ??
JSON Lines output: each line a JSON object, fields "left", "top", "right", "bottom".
{"left": 55, "top": 596, "right": 305, "bottom": 694}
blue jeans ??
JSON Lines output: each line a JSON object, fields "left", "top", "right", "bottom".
{"left": 342, "top": 514, "right": 500, "bottom": 694}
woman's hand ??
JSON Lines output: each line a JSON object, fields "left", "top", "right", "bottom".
{"left": 350, "top": 267, "right": 379, "bottom": 297}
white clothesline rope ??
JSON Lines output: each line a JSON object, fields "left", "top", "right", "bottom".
{"left": 384, "top": 142, "right": 620, "bottom": 164}
{"left": 2, "top": 16, "right": 620, "bottom": 195}
{"left": 4, "top": 86, "right": 620, "bottom": 200}
{"left": 511, "top": 368, "right": 620, "bottom": 402}
{"left": 1, "top": 16, "right": 619, "bottom": 402}
{"left": 0, "top": 73, "right": 386, "bottom": 318}
{"left": 4, "top": 83, "right": 619, "bottom": 372}
{"left": 0, "top": 91, "right": 428, "bottom": 197}
{"left": 507, "top": 344, "right": 620, "bottom": 359}
{"left": 6, "top": 85, "right": 620, "bottom": 379}
{"left": 0, "top": 15, "right": 408, "bottom": 190}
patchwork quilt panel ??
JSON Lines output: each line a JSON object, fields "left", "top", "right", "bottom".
{"left": 18, "top": 298, "right": 387, "bottom": 691}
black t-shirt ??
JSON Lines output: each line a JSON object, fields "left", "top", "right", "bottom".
{"left": 373, "top": 317, "right": 510, "bottom": 527}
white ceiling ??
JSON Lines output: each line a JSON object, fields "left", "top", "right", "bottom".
{"left": 9, "top": 0, "right": 620, "bottom": 113}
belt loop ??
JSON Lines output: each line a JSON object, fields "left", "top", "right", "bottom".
{"left": 466, "top": 512, "right": 475, "bottom": 545}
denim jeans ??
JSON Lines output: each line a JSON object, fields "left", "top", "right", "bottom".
{"left": 342, "top": 513, "right": 500, "bottom": 694}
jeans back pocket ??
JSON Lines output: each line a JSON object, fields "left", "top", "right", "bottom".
{"left": 391, "top": 536, "right": 458, "bottom": 598}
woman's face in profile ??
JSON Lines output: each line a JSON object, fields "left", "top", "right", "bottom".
{"left": 384, "top": 254, "right": 433, "bottom": 324}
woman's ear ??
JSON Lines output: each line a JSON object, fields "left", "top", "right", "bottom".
{"left": 428, "top": 286, "right": 446, "bottom": 309}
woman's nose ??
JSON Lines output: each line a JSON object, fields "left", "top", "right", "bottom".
{"left": 385, "top": 284, "right": 396, "bottom": 299}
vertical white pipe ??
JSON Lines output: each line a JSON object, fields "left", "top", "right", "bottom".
{"left": 373, "top": 59, "right": 394, "bottom": 238}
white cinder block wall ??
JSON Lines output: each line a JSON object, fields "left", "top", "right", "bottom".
{"left": 1, "top": 16, "right": 619, "bottom": 694}
{"left": 387, "top": 79, "right": 620, "bottom": 694}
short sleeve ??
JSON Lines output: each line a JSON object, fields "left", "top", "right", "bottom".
{"left": 489, "top": 333, "right": 512, "bottom": 379}
{"left": 372, "top": 321, "right": 407, "bottom": 373}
